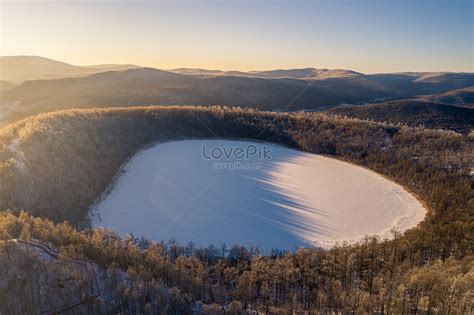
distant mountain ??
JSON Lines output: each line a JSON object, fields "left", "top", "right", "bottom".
{"left": 0, "top": 68, "right": 397, "bottom": 123}
{"left": 1, "top": 57, "right": 473, "bottom": 125}
{"left": 0, "top": 80, "right": 17, "bottom": 91}
{"left": 169, "top": 67, "right": 361, "bottom": 79}
{"left": 84, "top": 63, "right": 142, "bottom": 71}
{"left": 327, "top": 100, "right": 474, "bottom": 134}
{"left": 169, "top": 68, "right": 231, "bottom": 76}
{"left": 0, "top": 56, "right": 140, "bottom": 83}
{"left": 420, "top": 87, "right": 474, "bottom": 108}
{"left": 6, "top": 67, "right": 193, "bottom": 99}
{"left": 363, "top": 73, "right": 474, "bottom": 96}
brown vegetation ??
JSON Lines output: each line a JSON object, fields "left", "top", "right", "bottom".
{"left": 2, "top": 65, "right": 473, "bottom": 125}
{"left": 327, "top": 100, "right": 474, "bottom": 134}
{"left": 0, "top": 106, "right": 472, "bottom": 313}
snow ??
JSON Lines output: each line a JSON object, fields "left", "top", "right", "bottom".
{"left": 92, "top": 140, "right": 426, "bottom": 251}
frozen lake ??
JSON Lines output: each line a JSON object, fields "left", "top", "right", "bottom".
{"left": 92, "top": 140, "right": 426, "bottom": 250}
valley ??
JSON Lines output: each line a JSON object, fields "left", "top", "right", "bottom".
{"left": 1, "top": 57, "right": 473, "bottom": 128}
{"left": 1, "top": 0, "right": 472, "bottom": 311}
{"left": 0, "top": 106, "right": 471, "bottom": 313}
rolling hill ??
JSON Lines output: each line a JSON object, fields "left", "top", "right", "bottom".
{"left": 169, "top": 67, "right": 362, "bottom": 79}
{"left": 0, "top": 68, "right": 394, "bottom": 124}
{"left": 0, "top": 80, "right": 17, "bottom": 91}
{"left": 327, "top": 101, "right": 474, "bottom": 134}
{"left": 420, "top": 87, "right": 474, "bottom": 107}
{"left": 0, "top": 55, "right": 140, "bottom": 83}
{"left": 1, "top": 62, "right": 473, "bottom": 125}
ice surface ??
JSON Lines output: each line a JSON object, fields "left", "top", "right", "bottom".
{"left": 92, "top": 140, "right": 426, "bottom": 251}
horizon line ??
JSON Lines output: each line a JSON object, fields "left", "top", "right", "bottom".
{"left": 1, "top": 55, "right": 473, "bottom": 75}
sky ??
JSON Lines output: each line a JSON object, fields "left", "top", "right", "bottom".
{"left": 0, "top": 0, "right": 472, "bottom": 73}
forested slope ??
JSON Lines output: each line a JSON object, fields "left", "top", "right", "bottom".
{"left": 1, "top": 68, "right": 473, "bottom": 125}
{"left": 327, "top": 101, "right": 474, "bottom": 134}
{"left": 0, "top": 106, "right": 472, "bottom": 313}
{"left": 421, "top": 86, "right": 474, "bottom": 108}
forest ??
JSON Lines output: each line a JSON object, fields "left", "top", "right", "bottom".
{"left": 0, "top": 106, "right": 472, "bottom": 313}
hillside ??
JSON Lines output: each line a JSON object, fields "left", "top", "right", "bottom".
{"left": 1, "top": 64, "right": 473, "bottom": 125}
{"left": 0, "top": 238, "right": 101, "bottom": 313}
{"left": 0, "top": 105, "right": 468, "bottom": 224}
{"left": 421, "top": 86, "right": 474, "bottom": 107}
{"left": 0, "top": 68, "right": 391, "bottom": 124}
{"left": 327, "top": 101, "right": 474, "bottom": 134}
{"left": 0, "top": 106, "right": 472, "bottom": 313}
{"left": 170, "top": 67, "right": 362, "bottom": 79}
{"left": 0, "top": 80, "right": 17, "bottom": 91}
{"left": 0, "top": 55, "right": 140, "bottom": 83}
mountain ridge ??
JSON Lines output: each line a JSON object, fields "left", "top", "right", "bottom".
{"left": 1, "top": 56, "right": 473, "bottom": 126}
{"left": 327, "top": 100, "right": 474, "bottom": 134}
{"left": 0, "top": 55, "right": 141, "bottom": 83}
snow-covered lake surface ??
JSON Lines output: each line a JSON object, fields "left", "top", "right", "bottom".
{"left": 92, "top": 140, "right": 426, "bottom": 250}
